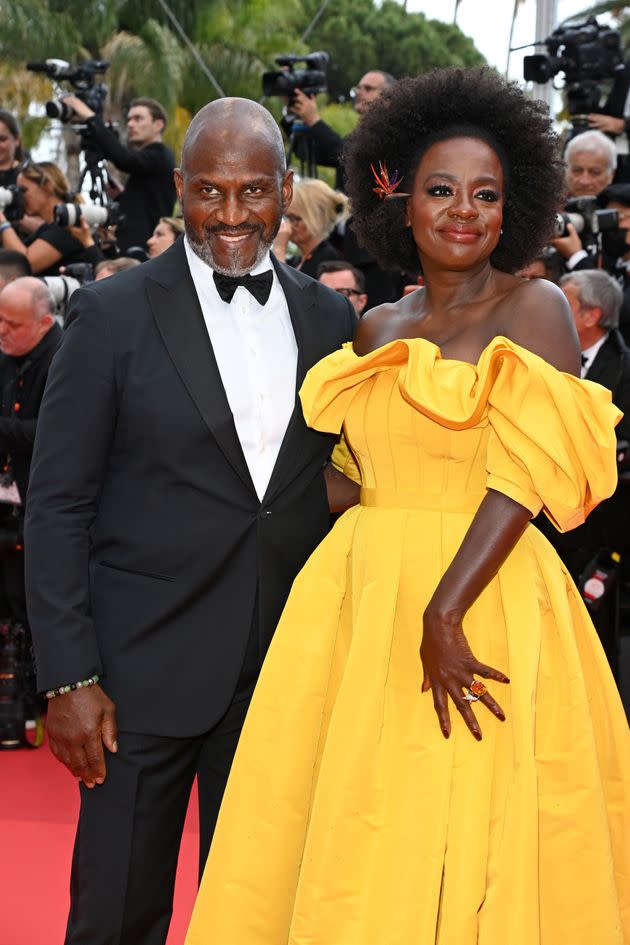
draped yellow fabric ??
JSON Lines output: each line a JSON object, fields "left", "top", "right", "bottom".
{"left": 186, "top": 337, "right": 630, "bottom": 945}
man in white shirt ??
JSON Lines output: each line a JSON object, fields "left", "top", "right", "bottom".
{"left": 25, "top": 98, "right": 356, "bottom": 945}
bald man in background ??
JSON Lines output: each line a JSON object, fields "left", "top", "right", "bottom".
{"left": 0, "top": 278, "right": 60, "bottom": 734}
{"left": 25, "top": 98, "right": 355, "bottom": 945}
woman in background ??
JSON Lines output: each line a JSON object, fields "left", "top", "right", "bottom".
{"left": 274, "top": 177, "right": 347, "bottom": 277}
{"left": 146, "top": 215, "right": 184, "bottom": 258}
{"left": 0, "top": 110, "right": 23, "bottom": 188}
{"left": 0, "top": 161, "right": 103, "bottom": 275}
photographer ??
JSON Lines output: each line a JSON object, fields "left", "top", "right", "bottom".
{"left": 550, "top": 131, "right": 617, "bottom": 273}
{"left": 288, "top": 70, "right": 396, "bottom": 190}
{"left": 0, "top": 161, "right": 103, "bottom": 276}
{"left": 60, "top": 95, "right": 176, "bottom": 252}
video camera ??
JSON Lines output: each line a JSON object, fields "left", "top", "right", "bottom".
{"left": 26, "top": 58, "right": 109, "bottom": 123}
{"left": 263, "top": 51, "right": 329, "bottom": 101}
{"left": 523, "top": 17, "right": 625, "bottom": 122}
{"left": 0, "top": 185, "right": 25, "bottom": 223}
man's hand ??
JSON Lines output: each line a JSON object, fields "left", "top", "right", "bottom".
{"left": 550, "top": 221, "right": 583, "bottom": 260}
{"left": 588, "top": 113, "right": 625, "bottom": 135}
{"left": 61, "top": 94, "right": 96, "bottom": 122}
{"left": 47, "top": 684, "right": 117, "bottom": 788}
{"left": 290, "top": 89, "right": 321, "bottom": 126}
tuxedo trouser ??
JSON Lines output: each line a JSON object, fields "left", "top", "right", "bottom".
{"left": 64, "top": 610, "right": 262, "bottom": 945}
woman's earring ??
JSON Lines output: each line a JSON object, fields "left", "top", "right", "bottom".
{"left": 500, "top": 227, "right": 504, "bottom": 235}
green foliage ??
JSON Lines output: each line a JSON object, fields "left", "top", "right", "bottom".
{"left": 0, "top": 0, "right": 82, "bottom": 62}
{"left": 0, "top": 0, "right": 487, "bottom": 162}
{"left": 301, "top": 0, "right": 485, "bottom": 100}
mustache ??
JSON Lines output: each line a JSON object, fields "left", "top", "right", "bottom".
{"left": 205, "top": 223, "right": 263, "bottom": 236}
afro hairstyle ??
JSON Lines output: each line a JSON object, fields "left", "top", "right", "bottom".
{"left": 342, "top": 67, "right": 565, "bottom": 274}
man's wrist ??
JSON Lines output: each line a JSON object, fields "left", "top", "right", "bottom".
{"left": 45, "top": 674, "right": 100, "bottom": 699}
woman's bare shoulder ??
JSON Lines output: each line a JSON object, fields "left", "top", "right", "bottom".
{"left": 499, "top": 278, "right": 581, "bottom": 375}
{"left": 353, "top": 301, "right": 408, "bottom": 356}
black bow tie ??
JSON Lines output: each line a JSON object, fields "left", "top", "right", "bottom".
{"left": 213, "top": 270, "right": 273, "bottom": 306}
{"left": 581, "top": 354, "right": 588, "bottom": 367}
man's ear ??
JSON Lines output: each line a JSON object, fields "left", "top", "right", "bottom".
{"left": 281, "top": 168, "right": 294, "bottom": 212}
{"left": 584, "top": 306, "right": 603, "bottom": 328}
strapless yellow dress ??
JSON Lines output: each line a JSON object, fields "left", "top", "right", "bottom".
{"left": 186, "top": 337, "right": 630, "bottom": 945}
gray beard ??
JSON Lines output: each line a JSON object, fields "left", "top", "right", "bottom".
{"left": 185, "top": 225, "right": 272, "bottom": 277}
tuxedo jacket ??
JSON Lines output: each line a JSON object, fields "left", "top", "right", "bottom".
{"left": 25, "top": 240, "right": 355, "bottom": 735}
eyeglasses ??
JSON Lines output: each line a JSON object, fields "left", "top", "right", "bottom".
{"left": 334, "top": 287, "right": 362, "bottom": 298}
{"left": 285, "top": 213, "right": 303, "bottom": 224}
{"left": 351, "top": 83, "right": 381, "bottom": 95}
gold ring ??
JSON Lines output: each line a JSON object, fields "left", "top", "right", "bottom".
{"left": 462, "top": 679, "right": 488, "bottom": 702}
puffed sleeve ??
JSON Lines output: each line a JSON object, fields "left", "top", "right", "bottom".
{"left": 482, "top": 341, "right": 622, "bottom": 531}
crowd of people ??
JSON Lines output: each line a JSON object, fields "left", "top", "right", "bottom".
{"left": 0, "top": 61, "right": 629, "bottom": 945}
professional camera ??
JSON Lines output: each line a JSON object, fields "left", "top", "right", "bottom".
{"left": 0, "top": 185, "right": 25, "bottom": 223}
{"left": 263, "top": 51, "right": 329, "bottom": 100}
{"left": 41, "top": 275, "right": 81, "bottom": 320}
{"left": 553, "top": 197, "right": 619, "bottom": 245}
{"left": 523, "top": 17, "right": 624, "bottom": 121}
{"left": 26, "top": 58, "right": 109, "bottom": 123}
{"left": 53, "top": 201, "right": 121, "bottom": 229}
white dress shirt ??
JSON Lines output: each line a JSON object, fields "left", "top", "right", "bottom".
{"left": 581, "top": 332, "right": 609, "bottom": 378}
{"left": 184, "top": 238, "right": 298, "bottom": 500}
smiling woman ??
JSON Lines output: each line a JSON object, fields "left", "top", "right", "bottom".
{"left": 186, "top": 67, "right": 630, "bottom": 945}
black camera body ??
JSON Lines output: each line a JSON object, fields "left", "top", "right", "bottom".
{"left": 26, "top": 58, "right": 109, "bottom": 123}
{"left": 0, "top": 184, "right": 25, "bottom": 223}
{"left": 523, "top": 17, "right": 625, "bottom": 117}
{"left": 553, "top": 195, "right": 630, "bottom": 259}
{"left": 263, "top": 51, "right": 329, "bottom": 100}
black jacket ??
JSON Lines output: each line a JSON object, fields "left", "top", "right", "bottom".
{"left": 537, "top": 329, "right": 630, "bottom": 564}
{"left": 25, "top": 240, "right": 355, "bottom": 735}
{"left": 85, "top": 116, "right": 176, "bottom": 251}
{"left": 0, "top": 322, "right": 62, "bottom": 508}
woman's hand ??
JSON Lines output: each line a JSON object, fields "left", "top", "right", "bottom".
{"left": 272, "top": 217, "right": 293, "bottom": 261}
{"left": 69, "top": 218, "right": 95, "bottom": 248}
{"left": 420, "top": 605, "right": 509, "bottom": 740}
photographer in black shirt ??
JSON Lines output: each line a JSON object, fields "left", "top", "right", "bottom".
{"left": 0, "top": 161, "right": 103, "bottom": 276}
{"left": 60, "top": 95, "right": 176, "bottom": 252}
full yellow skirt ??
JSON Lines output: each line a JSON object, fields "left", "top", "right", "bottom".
{"left": 186, "top": 338, "right": 630, "bottom": 944}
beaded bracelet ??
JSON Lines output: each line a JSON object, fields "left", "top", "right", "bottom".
{"left": 45, "top": 674, "right": 100, "bottom": 700}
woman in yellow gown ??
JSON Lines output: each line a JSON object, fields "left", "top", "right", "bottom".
{"left": 186, "top": 68, "right": 630, "bottom": 944}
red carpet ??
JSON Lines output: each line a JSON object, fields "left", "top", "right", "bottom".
{"left": 0, "top": 739, "right": 199, "bottom": 945}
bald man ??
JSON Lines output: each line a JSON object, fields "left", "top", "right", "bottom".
{"left": 25, "top": 99, "right": 355, "bottom": 944}
{"left": 0, "top": 278, "right": 60, "bottom": 738}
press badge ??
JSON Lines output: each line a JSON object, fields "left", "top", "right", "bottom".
{"left": 0, "top": 480, "right": 22, "bottom": 505}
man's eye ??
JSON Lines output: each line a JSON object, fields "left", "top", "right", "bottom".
{"left": 201, "top": 186, "right": 219, "bottom": 196}
{"left": 427, "top": 184, "right": 453, "bottom": 197}
{"left": 245, "top": 186, "right": 263, "bottom": 195}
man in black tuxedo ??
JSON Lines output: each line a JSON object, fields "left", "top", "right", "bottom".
{"left": 25, "top": 98, "right": 355, "bottom": 945}
{"left": 540, "top": 269, "right": 630, "bottom": 678}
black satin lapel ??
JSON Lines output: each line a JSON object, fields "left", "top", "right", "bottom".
{"left": 146, "top": 270, "right": 256, "bottom": 495}
{"left": 273, "top": 257, "right": 318, "bottom": 392}
{"left": 264, "top": 261, "right": 323, "bottom": 504}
